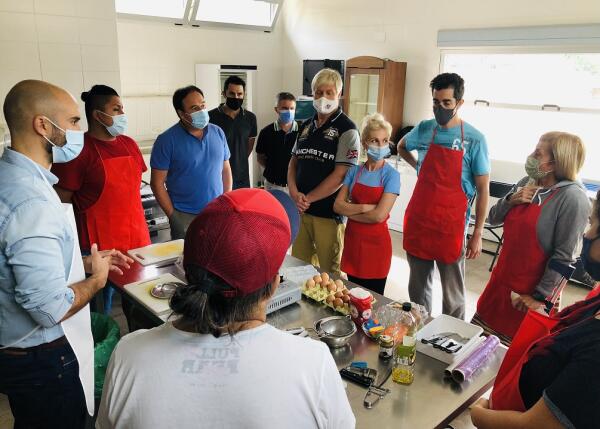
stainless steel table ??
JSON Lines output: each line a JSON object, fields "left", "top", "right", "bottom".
{"left": 271, "top": 256, "right": 506, "bottom": 429}
{"left": 114, "top": 254, "right": 506, "bottom": 429}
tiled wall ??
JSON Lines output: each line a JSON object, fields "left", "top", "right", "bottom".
{"left": 116, "top": 19, "right": 284, "bottom": 145}
{"left": 0, "top": 0, "right": 121, "bottom": 136}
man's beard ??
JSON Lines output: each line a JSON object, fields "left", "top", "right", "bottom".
{"left": 44, "top": 130, "right": 65, "bottom": 162}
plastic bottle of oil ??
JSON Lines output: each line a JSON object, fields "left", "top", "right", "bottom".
{"left": 392, "top": 302, "right": 417, "bottom": 385}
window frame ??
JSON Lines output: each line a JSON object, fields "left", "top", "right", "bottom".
{"left": 440, "top": 46, "right": 600, "bottom": 114}
{"left": 190, "top": 0, "right": 281, "bottom": 32}
{"left": 115, "top": 0, "right": 194, "bottom": 25}
{"left": 116, "top": 0, "right": 282, "bottom": 32}
{"left": 440, "top": 46, "right": 600, "bottom": 182}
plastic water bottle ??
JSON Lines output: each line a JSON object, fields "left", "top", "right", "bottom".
{"left": 392, "top": 302, "right": 417, "bottom": 385}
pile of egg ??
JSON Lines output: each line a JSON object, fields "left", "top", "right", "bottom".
{"left": 305, "top": 272, "right": 351, "bottom": 312}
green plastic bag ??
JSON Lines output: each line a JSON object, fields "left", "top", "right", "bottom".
{"left": 91, "top": 312, "right": 121, "bottom": 398}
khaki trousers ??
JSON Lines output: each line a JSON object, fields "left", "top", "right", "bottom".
{"left": 292, "top": 213, "right": 345, "bottom": 275}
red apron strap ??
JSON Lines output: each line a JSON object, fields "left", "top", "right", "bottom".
{"left": 431, "top": 120, "right": 464, "bottom": 150}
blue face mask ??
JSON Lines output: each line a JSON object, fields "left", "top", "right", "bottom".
{"left": 581, "top": 236, "right": 600, "bottom": 281}
{"left": 98, "top": 111, "right": 128, "bottom": 137}
{"left": 278, "top": 109, "right": 295, "bottom": 124}
{"left": 43, "top": 117, "right": 84, "bottom": 163}
{"left": 187, "top": 109, "right": 209, "bottom": 129}
{"left": 367, "top": 145, "right": 391, "bottom": 161}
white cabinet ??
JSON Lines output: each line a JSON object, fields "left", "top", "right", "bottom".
{"left": 386, "top": 157, "right": 417, "bottom": 232}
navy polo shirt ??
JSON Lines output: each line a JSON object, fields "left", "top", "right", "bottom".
{"left": 150, "top": 122, "right": 230, "bottom": 214}
{"left": 292, "top": 108, "right": 360, "bottom": 218}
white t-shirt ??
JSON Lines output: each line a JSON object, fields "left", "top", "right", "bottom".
{"left": 97, "top": 323, "right": 355, "bottom": 429}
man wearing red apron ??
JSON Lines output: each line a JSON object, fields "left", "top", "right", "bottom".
{"left": 335, "top": 113, "right": 400, "bottom": 295}
{"left": 53, "top": 85, "right": 150, "bottom": 313}
{"left": 398, "top": 73, "right": 490, "bottom": 319}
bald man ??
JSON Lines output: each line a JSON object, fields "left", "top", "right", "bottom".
{"left": 0, "top": 80, "right": 131, "bottom": 428}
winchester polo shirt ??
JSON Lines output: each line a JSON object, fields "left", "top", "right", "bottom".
{"left": 150, "top": 123, "right": 230, "bottom": 214}
{"left": 256, "top": 120, "right": 299, "bottom": 186}
{"left": 292, "top": 108, "right": 360, "bottom": 218}
{"left": 209, "top": 105, "right": 257, "bottom": 188}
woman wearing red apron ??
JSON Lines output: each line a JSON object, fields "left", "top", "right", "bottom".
{"left": 470, "top": 291, "right": 600, "bottom": 428}
{"left": 52, "top": 85, "right": 150, "bottom": 313}
{"left": 472, "top": 132, "right": 589, "bottom": 344}
{"left": 334, "top": 113, "right": 400, "bottom": 295}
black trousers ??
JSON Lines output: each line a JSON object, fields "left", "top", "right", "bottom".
{"left": 347, "top": 275, "right": 387, "bottom": 296}
{"left": 0, "top": 340, "right": 89, "bottom": 429}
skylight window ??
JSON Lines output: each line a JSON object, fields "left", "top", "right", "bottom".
{"left": 194, "top": 0, "right": 279, "bottom": 28}
{"left": 116, "top": 0, "right": 188, "bottom": 20}
{"left": 116, "top": 0, "right": 281, "bottom": 31}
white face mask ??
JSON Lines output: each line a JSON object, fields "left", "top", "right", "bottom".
{"left": 313, "top": 97, "right": 338, "bottom": 115}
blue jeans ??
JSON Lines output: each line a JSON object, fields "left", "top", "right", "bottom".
{"left": 0, "top": 340, "right": 89, "bottom": 428}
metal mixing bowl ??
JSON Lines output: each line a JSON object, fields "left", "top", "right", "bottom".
{"left": 314, "top": 315, "right": 356, "bottom": 348}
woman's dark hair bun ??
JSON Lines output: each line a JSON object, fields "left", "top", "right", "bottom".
{"left": 81, "top": 91, "right": 90, "bottom": 102}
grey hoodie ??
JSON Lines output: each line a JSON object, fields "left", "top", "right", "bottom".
{"left": 488, "top": 177, "right": 591, "bottom": 297}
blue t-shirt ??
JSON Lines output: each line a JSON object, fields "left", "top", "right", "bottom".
{"left": 150, "top": 123, "right": 230, "bottom": 214}
{"left": 343, "top": 163, "right": 400, "bottom": 196}
{"left": 404, "top": 119, "right": 490, "bottom": 200}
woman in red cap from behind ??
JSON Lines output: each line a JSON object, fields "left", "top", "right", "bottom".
{"left": 98, "top": 189, "right": 355, "bottom": 429}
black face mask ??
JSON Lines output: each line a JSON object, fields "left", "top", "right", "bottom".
{"left": 433, "top": 105, "right": 456, "bottom": 126}
{"left": 581, "top": 237, "right": 600, "bottom": 281}
{"left": 226, "top": 97, "right": 243, "bottom": 110}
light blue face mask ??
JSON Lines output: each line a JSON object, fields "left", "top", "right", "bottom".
{"left": 367, "top": 144, "right": 390, "bottom": 161}
{"left": 278, "top": 109, "right": 295, "bottom": 124}
{"left": 43, "top": 117, "right": 84, "bottom": 163}
{"left": 97, "top": 110, "right": 128, "bottom": 137}
{"left": 187, "top": 109, "right": 209, "bottom": 129}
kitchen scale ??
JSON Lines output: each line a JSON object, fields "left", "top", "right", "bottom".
{"left": 266, "top": 278, "right": 302, "bottom": 314}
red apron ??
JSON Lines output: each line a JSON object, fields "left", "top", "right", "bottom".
{"left": 83, "top": 142, "right": 150, "bottom": 253}
{"left": 341, "top": 165, "right": 392, "bottom": 279}
{"left": 491, "top": 294, "right": 600, "bottom": 411}
{"left": 403, "top": 122, "right": 467, "bottom": 264}
{"left": 476, "top": 190, "right": 559, "bottom": 339}
{"left": 586, "top": 284, "right": 600, "bottom": 299}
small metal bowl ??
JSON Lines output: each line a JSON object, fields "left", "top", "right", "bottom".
{"left": 313, "top": 315, "right": 356, "bottom": 348}
{"left": 150, "top": 282, "right": 183, "bottom": 299}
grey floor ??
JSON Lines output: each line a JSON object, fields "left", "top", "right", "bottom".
{"left": 0, "top": 231, "right": 591, "bottom": 428}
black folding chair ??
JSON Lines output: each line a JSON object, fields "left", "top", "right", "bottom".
{"left": 468, "top": 180, "right": 514, "bottom": 272}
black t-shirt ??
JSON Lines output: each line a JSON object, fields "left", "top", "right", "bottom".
{"left": 255, "top": 121, "right": 298, "bottom": 185}
{"left": 519, "top": 301, "right": 600, "bottom": 429}
{"left": 292, "top": 109, "right": 360, "bottom": 218}
{"left": 209, "top": 105, "right": 257, "bottom": 187}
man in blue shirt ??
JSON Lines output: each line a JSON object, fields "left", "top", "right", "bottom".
{"left": 0, "top": 80, "right": 129, "bottom": 427}
{"left": 151, "top": 85, "right": 233, "bottom": 240}
{"left": 397, "top": 73, "right": 490, "bottom": 319}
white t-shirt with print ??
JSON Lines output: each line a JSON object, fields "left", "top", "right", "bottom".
{"left": 97, "top": 323, "right": 355, "bottom": 429}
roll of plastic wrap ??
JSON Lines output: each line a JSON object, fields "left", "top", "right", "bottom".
{"left": 443, "top": 335, "right": 486, "bottom": 378}
{"left": 451, "top": 335, "right": 500, "bottom": 383}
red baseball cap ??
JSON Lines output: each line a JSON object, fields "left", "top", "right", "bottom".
{"left": 183, "top": 189, "right": 293, "bottom": 297}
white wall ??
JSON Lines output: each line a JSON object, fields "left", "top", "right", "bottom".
{"left": 280, "top": 0, "right": 600, "bottom": 183}
{"left": 116, "top": 18, "right": 284, "bottom": 145}
{"left": 0, "top": 0, "right": 121, "bottom": 138}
